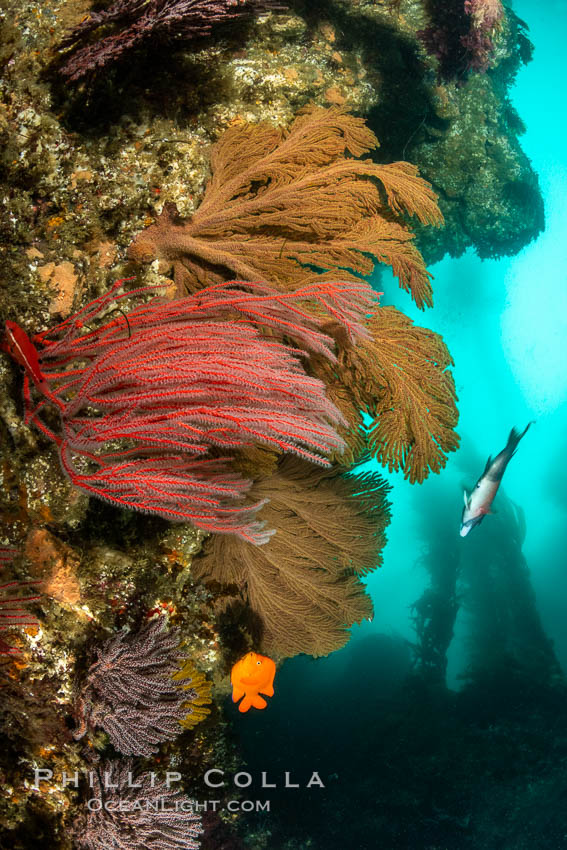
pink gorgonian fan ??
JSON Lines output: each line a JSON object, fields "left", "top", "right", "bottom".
{"left": 0, "top": 545, "right": 41, "bottom": 655}
{"left": 3, "top": 279, "right": 375, "bottom": 543}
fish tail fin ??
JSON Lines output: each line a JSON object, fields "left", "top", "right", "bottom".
{"left": 506, "top": 421, "right": 534, "bottom": 458}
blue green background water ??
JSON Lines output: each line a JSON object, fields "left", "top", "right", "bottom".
{"left": 232, "top": 1, "right": 567, "bottom": 844}
{"left": 361, "top": 0, "right": 567, "bottom": 681}
{"left": 257, "top": 0, "right": 567, "bottom": 690}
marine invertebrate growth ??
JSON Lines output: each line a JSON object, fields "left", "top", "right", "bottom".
{"left": 2, "top": 277, "right": 375, "bottom": 542}
{"left": 75, "top": 617, "right": 211, "bottom": 756}
{"left": 127, "top": 106, "right": 459, "bottom": 481}
{"left": 0, "top": 545, "right": 41, "bottom": 655}
{"left": 194, "top": 457, "right": 391, "bottom": 656}
{"left": 314, "top": 306, "right": 460, "bottom": 483}
{"left": 418, "top": 0, "right": 504, "bottom": 78}
{"left": 73, "top": 759, "right": 203, "bottom": 850}
{"left": 462, "top": 0, "right": 504, "bottom": 70}
{"left": 128, "top": 105, "right": 443, "bottom": 309}
{"left": 58, "top": 0, "right": 278, "bottom": 81}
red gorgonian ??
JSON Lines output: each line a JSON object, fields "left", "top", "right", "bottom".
{"left": 2, "top": 279, "right": 375, "bottom": 543}
{"left": 0, "top": 545, "right": 41, "bottom": 655}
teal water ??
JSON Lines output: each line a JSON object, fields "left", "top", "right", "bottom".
{"left": 361, "top": 0, "right": 567, "bottom": 678}
{"left": 234, "top": 3, "right": 567, "bottom": 846}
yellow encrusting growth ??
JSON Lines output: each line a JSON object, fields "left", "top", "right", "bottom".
{"left": 172, "top": 660, "right": 213, "bottom": 730}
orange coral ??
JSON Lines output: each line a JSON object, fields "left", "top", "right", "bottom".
{"left": 24, "top": 528, "right": 81, "bottom": 605}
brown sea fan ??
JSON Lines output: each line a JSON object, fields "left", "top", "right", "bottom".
{"left": 193, "top": 457, "right": 391, "bottom": 657}
{"left": 125, "top": 106, "right": 460, "bottom": 483}
{"left": 128, "top": 105, "right": 443, "bottom": 309}
{"left": 314, "top": 306, "right": 460, "bottom": 483}
{"left": 364, "top": 309, "right": 459, "bottom": 481}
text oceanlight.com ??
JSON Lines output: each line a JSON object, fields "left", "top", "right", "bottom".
{"left": 85, "top": 797, "right": 273, "bottom": 813}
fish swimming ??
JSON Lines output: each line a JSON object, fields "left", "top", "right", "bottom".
{"left": 460, "top": 423, "right": 533, "bottom": 538}
{"left": 231, "top": 651, "right": 276, "bottom": 713}
{"left": 2, "top": 321, "right": 50, "bottom": 395}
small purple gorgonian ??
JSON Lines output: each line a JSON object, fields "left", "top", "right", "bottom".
{"left": 75, "top": 617, "right": 211, "bottom": 756}
{"left": 74, "top": 759, "right": 203, "bottom": 850}
{"left": 58, "top": 0, "right": 279, "bottom": 80}
{"left": 462, "top": 0, "right": 504, "bottom": 70}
